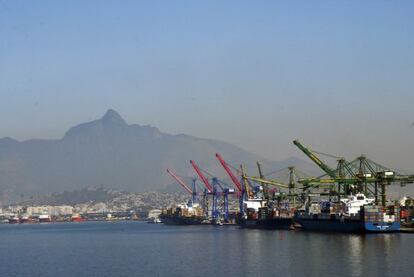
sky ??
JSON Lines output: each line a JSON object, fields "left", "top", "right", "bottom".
{"left": 0, "top": 0, "right": 413, "bottom": 170}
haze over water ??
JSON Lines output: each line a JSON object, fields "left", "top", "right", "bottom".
{"left": 0, "top": 222, "right": 412, "bottom": 277}
{"left": 1, "top": 1, "right": 413, "bottom": 169}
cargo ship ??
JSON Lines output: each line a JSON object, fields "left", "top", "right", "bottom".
{"left": 238, "top": 199, "right": 294, "bottom": 229}
{"left": 160, "top": 201, "right": 206, "bottom": 225}
{"left": 295, "top": 193, "right": 400, "bottom": 233}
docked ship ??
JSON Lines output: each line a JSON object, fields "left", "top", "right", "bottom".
{"left": 238, "top": 199, "right": 294, "bottom": 229}
{"left": 8, "top": 216, "right": 20, "bottom": 224}
{"left": 147, "top": 209, "right": 162, "bottom": 224}
{"left": 160, "top": 201, "right": 206, "bottom": 225}
{"left": 20, "top": 215, "right": 35, "bottom": 224}
{"left": 38, "top": 214, "right": 52, "bottom": 223}
{"left": 294, "top": 193, "right": 400, "bottom": 233}
{"left": 71, "top": 214, "right": 85, "bottom": 222}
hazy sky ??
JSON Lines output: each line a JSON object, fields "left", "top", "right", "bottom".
{"left": 0, "top": 1, "right": 413, "bottom": 170}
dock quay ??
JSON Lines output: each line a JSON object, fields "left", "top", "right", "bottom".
{"left": 400, "top": 228, "right": 414, "bottom": 233}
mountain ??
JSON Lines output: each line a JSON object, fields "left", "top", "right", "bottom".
{"left": 0, "top": 109, "right": 320, "bottom": 204}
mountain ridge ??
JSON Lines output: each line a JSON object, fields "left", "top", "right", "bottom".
{"left": 0, "top": 109, "right": 319, "bottom": 204}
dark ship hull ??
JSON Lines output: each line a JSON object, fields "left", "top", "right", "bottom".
{"left": 239, "top": 217, "right": 293, "bottom": 229}
{"left": 295, "top": 214, "right": 400, "bottom": 233}
{"left": 159, "top": 214, "right": 205, "bottom": 225}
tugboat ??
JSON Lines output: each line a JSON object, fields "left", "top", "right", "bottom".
{"left": 294, "top": 193, "right": 400, "bottom": 233}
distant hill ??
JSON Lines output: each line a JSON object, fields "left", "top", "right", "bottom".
{"left": 17, "top": 187, "right": 191, "bottom": 214}
{"left": 0, "top": 109, "right": 320, "bottom": 204}
{"left": 18, "top": 186, "right": 122, "bottom": 206}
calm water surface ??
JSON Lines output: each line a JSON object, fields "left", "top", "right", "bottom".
{"left": 0, "top": 221, "right": 412, "bottom": 277}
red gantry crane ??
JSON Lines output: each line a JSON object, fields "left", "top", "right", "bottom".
{"left": 215, "top": 153, "right": 242, "bottom": 192}
{"left": 215, "top": 153, "right": 246, "bottom": 216}
{"left": 166, "top": 169, "right": 193, "bottom": 194}
{"left": 191, "top": 159, "right": 234, "bottom": 222}
{"left": 190, "top": 160, "right": 213, "bottom": 193}
{"left": 190, "top": 160, "right": 221, "bottom": 220}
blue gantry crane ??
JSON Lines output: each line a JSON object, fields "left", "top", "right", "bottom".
{"left": 190, "top": 160, "right": 234, "bottom": 222}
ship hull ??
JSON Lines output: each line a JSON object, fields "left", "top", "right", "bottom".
{"left": 160, "top": 215, "right": 205, "bottom": 225}
{"left": 239, "top": 217, "right": 293, "bottom": 229}
{"left": 38, "top": 215, "right": 52, "bottom": 223}
{"left": 8, "top": 218, "right": 20, "bottom": 224}
{"left": 295, "top": 216, "right": 400, "bottom": 233}
{"left": 295, "top": 217, "right": 363, "bottom": 233}
{"left": 364, "top": 222, "right": 400, "bottom": 232}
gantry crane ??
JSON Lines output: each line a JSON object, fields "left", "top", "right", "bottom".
{"left": 241, "top": 166, "right": 303, "bottom": 208}
{"left": 293, "top": 140, "right": 414, "bottom": 206}
{"left": 293, "top": 140, "right": 350, "bottom": 199}
{"left": 190, "top": 160, "right": 234, "bottom": 222}
{"left": 215, "top": 153, "right": 246, "bottom": 216}
{"left": 293, "top": 140, "right": 338, "bottom": 178}
{"left": 256, "top": 162, "right": 269, "bottom": 200}
{"left": 190, "top": 160, "right": 219, "bottom": 220}
{"left": 215, "top": 153, "right": 243, "bottom": 192}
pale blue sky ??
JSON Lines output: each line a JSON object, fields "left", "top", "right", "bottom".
{"left": 0, "top": 1, "right": 413, "bottom": 169}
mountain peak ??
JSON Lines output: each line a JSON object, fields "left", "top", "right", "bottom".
{"left": 101, "top": 109, "right": 127, "bottom": 126}
{"left": 63, "top": 109, "right": 127, "bottom": 140}
{"left": 0, "top": 137, "right": 19, "bottom": 145}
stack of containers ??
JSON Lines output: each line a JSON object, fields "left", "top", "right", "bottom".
{"left": 363, "top": 206, "right": 382, "bottom": 224}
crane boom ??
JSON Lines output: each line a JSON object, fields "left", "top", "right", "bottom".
{"left": 300, "top": 174, "right": 414, "bottom": 185}
{"left": 256, "top": 162, "right": 264, "bottom": 179}
{"left": 256, "top": 161, "right": 269, "bottom": 198}
{"left": 244, "top": 175, "right": 290, "bottom": 188}
{"left": 190, "top": 160, "right": 213, "bottom": 193}
{"left": 215, "top": 153, "right": 242, "bottom": 191}
{"left": 293, "top": 140, "right": 337, "bottom": 178}
{"left": 166, "top": 169, "right": 193, "bottom": 194}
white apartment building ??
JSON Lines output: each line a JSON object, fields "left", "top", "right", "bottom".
{"left": 26, "top": 205, "right": 73, "bottom": 216}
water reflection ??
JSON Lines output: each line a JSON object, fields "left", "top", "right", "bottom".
{"left": 0, "top": 223, "right": 412, "bottom": 277}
